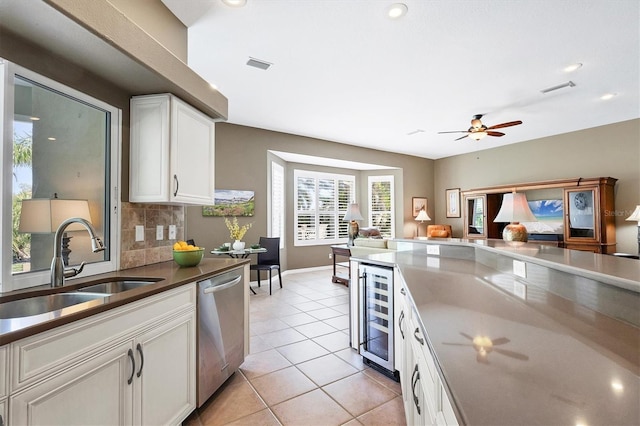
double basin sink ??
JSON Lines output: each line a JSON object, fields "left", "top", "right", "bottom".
{"left": 0, "top": 279, "right": 159, "bottom": 320}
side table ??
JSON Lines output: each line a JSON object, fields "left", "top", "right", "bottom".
{"left": 331, "top": 245, "right": 351, "bottom": 286}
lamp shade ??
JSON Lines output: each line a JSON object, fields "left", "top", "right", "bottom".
{"left": 343, "top": 203, "right": 364, "bottom": 221}
{"left": 494, "top": 193, "right": 537, "bottom": 223}
{"left": 626, "top": 205, "right": 640, "bottom": 222}
{"left": 19, "top": 198, "right": 92, "bottom": 233}
{"left": 415, "top": 209, "right": 431, "bottom": 222}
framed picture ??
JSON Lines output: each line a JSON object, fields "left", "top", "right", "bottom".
{"left": 446, "top": 188, "right": 461, "bottom": 218}
{"left": 202, "top": 189, "right": 255, "bottom": 217}
{"left": 412, "top": 197, "right": 427, "bottom": 217}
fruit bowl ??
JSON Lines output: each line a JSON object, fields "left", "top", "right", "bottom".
{"left": 173, "top": 248, "right": 204, "bottom": 267}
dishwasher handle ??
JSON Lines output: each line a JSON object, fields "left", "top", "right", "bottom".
{"left": 202, "top": 275, "right": 242, "bottom": 294}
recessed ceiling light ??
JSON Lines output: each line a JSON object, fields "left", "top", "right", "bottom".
{"left": 29, "top": 116, "right": 40, "bottom": 121}
{"left": 563, "top": 63, "right": 583, "bottom": 73}
{"left": 47, "top": 137, "right": 56, "bottom": 141}
{"left": 209, "top": 82, "right": 219, "bottom": 90}
{"left": 600, "top": 93, "right": 617, "bottom": 100}
{"left": 387, "top": 3, "right": 408, "bottom": 19}
{"left": 221, "top": 0, "right": 246, "bottom": 7}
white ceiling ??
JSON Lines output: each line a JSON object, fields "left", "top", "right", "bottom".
{"left": 163, "top": 0, "right": 640, "bottom": 160}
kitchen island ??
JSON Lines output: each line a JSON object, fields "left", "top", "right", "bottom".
{"left": 350, "top": 239, "right": 639, "bottom": 425}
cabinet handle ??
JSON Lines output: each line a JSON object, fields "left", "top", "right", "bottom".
{"left": 411, "top": 364, "right": 422, "bottom": 415}
{"left": 398, "top": 310, "right": 405, "bottom": 339}
{"left": 414, "top": 327, "right": 424, "bottom": 345}
{"left": 173, "top": 174, "right": 179, "bottom": 197}
{"left": 127, "top": 348, "right": 135, "bottom": 385}
{"left": 136, "top": 343, "right": 144, "bottom": 378}
{"left": 400, "top": 287, "right": 406, "bottom": 295}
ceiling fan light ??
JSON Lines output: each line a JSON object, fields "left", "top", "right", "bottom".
{"left": 469, "top": 131, "right": 487, "bottom": 141}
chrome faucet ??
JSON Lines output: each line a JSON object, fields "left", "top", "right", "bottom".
{"left": 51, "top": 217, "right": 106, "bottom": 287}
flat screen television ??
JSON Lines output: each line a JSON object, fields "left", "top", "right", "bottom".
{"left": 522, "top": 199, "right": 564, "bottom": 234}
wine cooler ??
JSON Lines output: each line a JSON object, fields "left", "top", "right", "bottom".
{"left": 358, "top": 263, "right": 395, "bottom": 373}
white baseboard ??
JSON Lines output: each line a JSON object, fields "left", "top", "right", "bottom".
{"left": 249, "top": 265, "right": 331, "bottom": 285}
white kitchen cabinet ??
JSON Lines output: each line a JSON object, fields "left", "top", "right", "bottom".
{"left": 134, "top": 311, "right": 196, "bottom": 425}
{"left": 10, "top": 341, "right": 133, "bottom": 425}
{"left": 0, "top": 346, "right": 7, "bottom": 426}
{"left": 0, "top": 399, "right": 7, "bottom": 426}
{"left": 130, "top": 94, "right": 215, "bottom": 205}
{"left": 9, "top": 285, "right": 196, "bottom": 426}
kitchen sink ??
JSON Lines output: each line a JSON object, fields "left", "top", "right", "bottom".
{"left": 0, "top": 292, "right": 108, "bottom": 319}
{"left": 76, "top": 280, "right": 158, "bottom": 294}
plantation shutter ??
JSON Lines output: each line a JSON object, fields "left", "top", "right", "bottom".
{"left": 368, "top": 176, "right": 394, "bottom": 238}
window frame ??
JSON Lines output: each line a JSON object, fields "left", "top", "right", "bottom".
{"left": 0, "top": 60, "right": 121, "bottom": 292}
{"left": 293, "top": 169, "right": 355, "bottom": 246}
{"left": 368, "top": 175, "right": 395, "bottom": 239}
{"left": 269, "top": 161, "right": 285, "bottom": 249}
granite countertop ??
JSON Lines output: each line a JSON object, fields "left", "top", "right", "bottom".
{"left": 353, "top": 247, "right": 639, "bottom": 425}
{"left": 0, "top": 258, "right": 249, "bottom": 346}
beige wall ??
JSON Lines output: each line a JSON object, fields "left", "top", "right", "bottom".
{"left": 434, "top": 119, "right": 640, "bottom": 253}
{"left": 185, "top": 123, "right": 434, "bottom": 271}
{"left": 107, "top": 0, "right": 188, "bottom": 63}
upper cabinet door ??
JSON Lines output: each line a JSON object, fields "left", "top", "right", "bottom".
{"left": 564, "top": 187, "right": 600, "bottom": 244}
{"left": 130, "top": 94, "right": 215, "bottom": 205}
{"left": 463, "top": 195, "right": 487, "bottom": 239}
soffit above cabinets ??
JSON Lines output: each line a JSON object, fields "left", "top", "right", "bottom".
{"left": 0, "top": 0, "right": 227, "bottom": 120}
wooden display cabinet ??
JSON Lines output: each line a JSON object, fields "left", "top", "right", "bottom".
{"left": 461, "top": 177, "right": 617, "bottom": 253}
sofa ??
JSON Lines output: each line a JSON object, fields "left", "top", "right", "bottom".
{"left": 349, "top": 238, "right": 398, "bottom": 256}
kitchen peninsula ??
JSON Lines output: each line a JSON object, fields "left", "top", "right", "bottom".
{"left": 350, "top": 239, "right": 639, "bottom": 425}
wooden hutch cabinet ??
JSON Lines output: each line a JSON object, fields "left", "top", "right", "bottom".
{"left": 462, "top": 177, "right": 617, "bottom": 253}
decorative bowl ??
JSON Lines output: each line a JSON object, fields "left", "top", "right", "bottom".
{"left": 218, "top": 245, "right": 230, "bottom": 252}
{"left": 173, "top": 248, "right": 204, "bottom": 267}
{"left": 250, "top": 244, "right": 261, "bottom": 249}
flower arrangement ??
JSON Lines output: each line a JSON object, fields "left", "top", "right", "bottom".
{"left": 224, "top": 216, "right": 252, "bottom": 241}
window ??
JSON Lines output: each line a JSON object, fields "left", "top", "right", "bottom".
{"left": 270, "top": 161, "right": 285, "bottom": 248}
{"left": 1, "top": 60, "right": 120, "bottom": 292}
{"left": 294, "top": 170, "right": 355, "bottom": 246}
{"left": 368, "top": 175, "right": 394, "bottom": 238}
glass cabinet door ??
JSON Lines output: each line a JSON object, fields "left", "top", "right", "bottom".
{"left": 564, "top": 187, "right": 599, "bottom": 242}
{"left": 464, "top": 195, "right": 486, "bottom": 238}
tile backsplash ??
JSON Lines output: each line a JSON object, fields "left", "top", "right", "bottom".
{"left": 120, "top": 202, "right": 185, "bottom": 269}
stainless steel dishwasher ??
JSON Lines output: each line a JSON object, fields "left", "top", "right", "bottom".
{"left": 197, "top": 267, "right": 245, "bottom": 407}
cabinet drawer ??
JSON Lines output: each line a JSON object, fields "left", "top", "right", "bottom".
{"left": 11, "top": 284, "right": 195, "bottom": 391}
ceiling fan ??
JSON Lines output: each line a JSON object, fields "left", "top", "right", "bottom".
{"left": 438, "top": 114, "right": 523, "bottom": 141}
{"left": 442, "top": 332, "right": 529, "bottom": 364}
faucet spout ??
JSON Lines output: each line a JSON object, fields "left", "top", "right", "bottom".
{"left": 51, "top": 217, "right": 106, "bottom": 287}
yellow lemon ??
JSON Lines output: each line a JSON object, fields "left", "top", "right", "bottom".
{"left": 173, "top": 242, "right": 182, "bottom": 250}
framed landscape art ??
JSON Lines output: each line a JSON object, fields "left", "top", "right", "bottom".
{"left": 202, "top": 189, "right": 255, "bottom": 217}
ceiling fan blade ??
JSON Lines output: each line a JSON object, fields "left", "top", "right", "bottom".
{"left": 442, "top": 342, "right": 472, "bottom": 347}
{"left": 454, "top": 134, "right": 469, "bottom": 141}
{"left": 494, "top": 348, "right": 529, "bottom": 361}
{"left": 491, "top": 337, "right": 510, "bottom": 346}
{"left": 486, "top": 131, "right": 505, "bottom": 137}
{"left": 486, "top": 120, "right": 522, "bottom": 130}
{"left": 459, "top": 332, "right": 474, "bottom": 341}
{"left": 437, "top": 130, "right": 467, "bottom": 134}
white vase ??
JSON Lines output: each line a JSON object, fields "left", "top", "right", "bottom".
{"left": 232, "top": 240, "right": 245, "bottom": 251}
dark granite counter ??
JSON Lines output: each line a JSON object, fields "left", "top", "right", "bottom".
{"left": 0, "top": 258, "right": 248, "bottom": 346}
{"left": 351, "top": 242, "right": 639, "bottom": 426}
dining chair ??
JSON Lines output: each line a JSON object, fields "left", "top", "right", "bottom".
{"left": 250, "top": 237, "right": 282, "bottom": 295}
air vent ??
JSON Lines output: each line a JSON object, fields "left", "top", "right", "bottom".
{"left": 540, "top": 81, "right": 576, "bottom": 94}
{"left": 247, "top": 57, "right": 272, "bottom": 70}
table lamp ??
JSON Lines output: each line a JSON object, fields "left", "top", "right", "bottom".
{"left": 19, "top": 197, "right": 93, "bottom": 265}
{"left": 343, "top": 203, "right": 364, "bottom": 246}
{"left": 493, "top": 192, "right": 537, "bottom": 242}
{"left": 625, "top": 205, "right": 640, "bottom": 255}
{"left": 415, "top": 209, "right": 431, "bottom": 237}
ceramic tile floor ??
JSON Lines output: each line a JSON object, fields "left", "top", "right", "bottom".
{"left": 184, "top": 268, "right": 406, "bottom": 426}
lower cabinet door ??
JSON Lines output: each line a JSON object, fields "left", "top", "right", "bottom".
{"left": 134, "top": 311, "right": 196, "bottom": 426}
{"left": 10, "top": 341, "right": 133, "bottom": 426}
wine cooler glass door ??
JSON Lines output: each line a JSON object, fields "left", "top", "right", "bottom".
{"left": 359, "top": 264, "right": 394, "bottom": 371}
